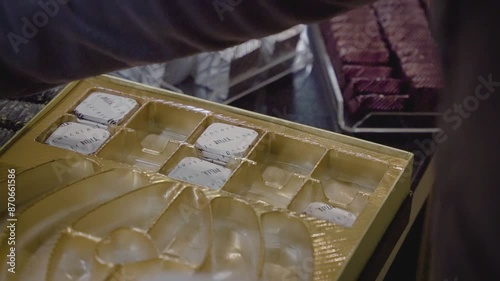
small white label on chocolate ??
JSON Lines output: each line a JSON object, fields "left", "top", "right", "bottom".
{"left": 195, "top": 123, "right": 258, "bottom": 163}
{"left": 74, "top": 92, "right": 138, "bottom": 125}
{"left": 304, "top": 202, "right": 357, "bottom": 228}
{"left": 168, "top": 157, "right": 232, "bottom": 189}
{"left": 45, "top": 122, "right": 110, "bottom": 155}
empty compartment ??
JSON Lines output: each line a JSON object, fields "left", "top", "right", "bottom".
{"left": 0, "top": 158, "right": 100, "bottom": 215}
{"left": 311, "top": 149, "right": 388, "bottom": 206}
{"left": 0, "top": 169, "right": 150, "bottom": 279}
{"left": 98, "top": 129, "right": 179, "bottom": 171}
{"left": 148, "top": 186, "right": 212, "bottom": 268}
{"left": 47, "top": 231, "right": 112, "bottom": 281}
{"left": 96, "top": 227, "right": 159, "bottom": 265}
{"left": 203, "top": 197, "right": 264, "bottom": 279}
{"left": 17, "top": 228, "right": 96, "bottom": 281}
{"left": 73, "top": 91, "right": 139, "bottom": 125}
{"left": 223, "top": 162, "right": 307, "bottom": 208}
{"left": 127, "top": 101, "right": 207, "bottom": 142}
{"left": 248, "top": 133, "right": 327, "bottom": 176}
{"left": 261, "top": 212, "right": 314, "bottom": 281}
{"left": 288, "top": 180, "right": 330, "bottom": 213}
{"left": 160, "top": 145, "right": 240, "bottom": 189}
{"left": 73, "top": 182, "right": 181, "bottom": 237}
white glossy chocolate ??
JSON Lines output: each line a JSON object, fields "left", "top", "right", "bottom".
{"left": 195, "top": 123, "right": 258, "bottom": 164}
{"left": 168, "top": 157, "right": 232, "bottom": 189}
{"left": 45, "top": 122, "right": 110, "bottom": 154}
{"left": 74, "top": 92, "right": 138, "bottom": 125}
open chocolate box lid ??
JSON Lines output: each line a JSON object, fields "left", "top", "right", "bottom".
{"left": 0, "top": 75, "right": 412, "bottom": 281}
{"left": 308, "top": 0, "right": 443, "bottom": 134}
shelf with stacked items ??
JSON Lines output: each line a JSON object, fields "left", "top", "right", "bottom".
{"left": 309, "top": 0, "right": 443, "bottom": 133}
{"left": 189, "top": 25, "right": 312, "bottom": 104}
{"left": 110, "top": 25, "right": 312, "bottom": 105}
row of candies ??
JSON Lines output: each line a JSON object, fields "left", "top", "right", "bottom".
{"left": 42, "top": 92, "right": 363, "bottom": 228}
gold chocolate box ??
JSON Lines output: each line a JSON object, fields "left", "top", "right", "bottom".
{"left": 0, "top": 75, "right": 412, "bottom": 281}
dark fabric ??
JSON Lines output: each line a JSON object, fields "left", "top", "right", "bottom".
{"left": 430, "top": 0, "right": 500, "bottom": 280}
{"left": 0, "top": 0, "right": 369, "bottom": 98}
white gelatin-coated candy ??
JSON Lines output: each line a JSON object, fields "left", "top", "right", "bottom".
{"left": 74, "top": 92, "right": 138, "bottom": 125}
{"left": 168, "top": 157, "right": 232, "bottom": 189}
{"left": 45, "top": 122, "right": 110, "bottom": 155}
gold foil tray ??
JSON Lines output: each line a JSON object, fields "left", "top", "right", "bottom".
{"left": 0, "top": 76, "right": 413, "bottom": 281}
